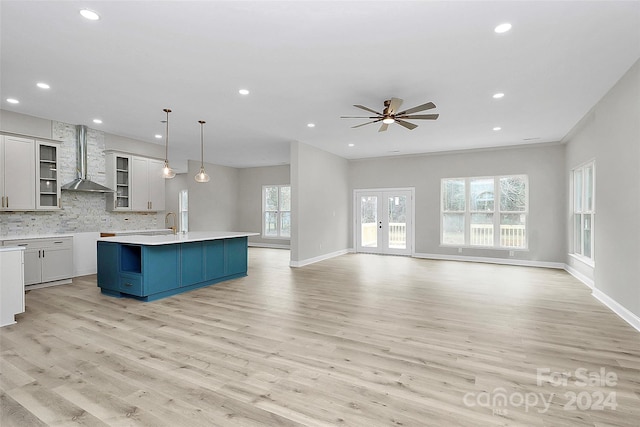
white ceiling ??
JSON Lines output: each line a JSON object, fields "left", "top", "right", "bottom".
{"left": 1, "top": 1, "right": 639, "bottom": 168}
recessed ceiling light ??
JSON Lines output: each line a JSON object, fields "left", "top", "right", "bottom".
{"left": 155, "top": 134, "right": 163, "bottom": 139}
{"left": 93, "top": 119, "right": 102, "bottom": 124}
{"left": 493, "top": 127, "right": 502, "bottom": 131}
{"left": 80, "top": 9, "right": 100, "bottom": 20}
{"left": 493, "top": 93, "right": 505, "bottom": 99}
{"left": 238, "top": 89, "right": 250, "bottom": 95}
{"left": 37, "top": 82, "right": 50, "bottom": 89}
{"left": 307, "top": 123, "right": 315, "bottom": 128}
{"left": 494, "top": 23, "right": 512, "bottom": 34}
{"left": 6, "top": 98, "right": 19, "bottom": 104}
{"left": 348, "top": 143, "right": 355, "bottom": 147}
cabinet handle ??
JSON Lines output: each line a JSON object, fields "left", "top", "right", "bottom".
{"left": 42, "top": 250, "right": 45, "bottom": 258}
{"left": 1, "top": 196, "right": 4, "bottom": 208}
{"left": 124, "top": 282, "right": 133, "bottom": 287}
{"left": 17, "top": 243, "right": 28, "bottom": 247}
{"left": 58, "top": 198, "right": 61, "bottom": 208}
{"left": 53, "top": 241, "right": 63, "bottom": 244}
{"left": 150, "top": 201, "right": 152, "bottom": 210}
{"left": 5, "top": 197, "right": 8, "bottom": 208}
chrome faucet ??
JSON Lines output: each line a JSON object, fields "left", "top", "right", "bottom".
{"left": 165, "top": 212, "right": 177, "bottom": 234}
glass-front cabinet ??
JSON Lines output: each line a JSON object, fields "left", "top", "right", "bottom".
{"left": 36, "top": 141, "right": 61, "bottom": 210}
{"left": 106, "top": 153, "right": 131, "bottom": 210}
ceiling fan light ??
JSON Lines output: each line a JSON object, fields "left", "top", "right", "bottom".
{"left": 382, "top": 118, "right": 395, "bottom": 124}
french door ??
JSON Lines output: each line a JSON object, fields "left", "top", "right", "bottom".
{"left": 355, "top": 189, "right": 413, "bottom": 255}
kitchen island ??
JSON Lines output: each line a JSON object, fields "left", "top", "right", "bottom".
{"left": 97, "top": 231, "right": 258, "bottom": 301}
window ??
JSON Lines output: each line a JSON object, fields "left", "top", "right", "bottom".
{"left": 441, "top": 175, "right": 528, "bottom": 248}
{"left": 573, "top": 162, "right": 595, "bottom": 261}
{"left": 263, "top": 185, "right": 291, "bottom": 239}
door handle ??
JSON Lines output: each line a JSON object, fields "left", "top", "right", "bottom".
{"left": 379, "top": 221, "right": 382, "bottom": 229}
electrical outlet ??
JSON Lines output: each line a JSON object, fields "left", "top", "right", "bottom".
{"left": 509, "top": 250, "right": 514, "bottom": 257}
{"left": 458, "top": 247, "right": 463, "bottom": 254}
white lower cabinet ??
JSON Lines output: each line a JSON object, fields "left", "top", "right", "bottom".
{"left": 3, "top": 237, "right": 73, "bottom": 286}
{"left": 0, "top": 248, "right": 25, "bottom": 327}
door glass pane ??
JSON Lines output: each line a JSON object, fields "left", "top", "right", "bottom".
{"left": 443, "top": 213, "right": 464, "bottom": 245}
{"left": 264, "top": 212, "right": 278, "bottom": 236}
{"left": 500, "top": 213, "right": 526, "bottom": 248}
{"left": 280, "top": 212, "right": 291, "bottom": 238}
{"left": 583, "top": 214, "right": 592, "bottom": 258}
{"left": 360, "top": 196, "right": 378, "bottom": 248}
{"left": 388, "top": 195, "right": 406, "bottom": 249}
{"left": 470, "top": 178, "right": 494, "bottom": 211}
{"left": 470, "top": 213, "right": 493, "bottom": 246}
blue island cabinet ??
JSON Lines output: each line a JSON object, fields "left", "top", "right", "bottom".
{"left": 97, "top": 236, "right": 249, "bottom": 301}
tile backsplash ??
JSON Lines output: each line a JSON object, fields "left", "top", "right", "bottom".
{"left": 0, "top": 121, "right": 159, "bottom": 237}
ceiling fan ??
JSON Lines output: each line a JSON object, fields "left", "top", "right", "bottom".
{"left": 341, "top": 97, "right": 439, "bottom": 132}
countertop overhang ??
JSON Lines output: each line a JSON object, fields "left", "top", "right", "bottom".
{"left": 97, "top": 231, "right": 259, "bottom": 245}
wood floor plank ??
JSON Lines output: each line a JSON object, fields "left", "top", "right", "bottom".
{"left": 1, "top": 249, "right": 638, "bottom": 426}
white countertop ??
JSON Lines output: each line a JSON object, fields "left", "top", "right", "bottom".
{"left": 98, "top": 231, "right": 259, "bottom": 245}
{"left": 100, "top": 229, "right": 173, "bottom": 236}
{"left": 1, "top": 233, "right": 75, "bottom": 242}
{"left": 0, "top": 246, "right": 25, "bottom": 252}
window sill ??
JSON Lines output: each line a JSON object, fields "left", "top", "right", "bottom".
{"left": 568, "top": 253, "right": 595, "bottom": 268}
{"left": 261, "top": 236, "right": 291, "bottom": 241}
{"left": 440, "top": 244, "right": 529, "bottom": 252}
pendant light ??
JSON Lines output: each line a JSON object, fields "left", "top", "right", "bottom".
{"left": 194, "top": 120, "right": 210, "bottom": 183}
{"left": 162, "top": 108, "right": 176, "bottom": 179}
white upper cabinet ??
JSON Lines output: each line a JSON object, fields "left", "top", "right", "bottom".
{"left": 0, "top": 135, "right": 35, "bottom": 211}
{"left": 107, "top": 152, "right": 164, "bottom": 212}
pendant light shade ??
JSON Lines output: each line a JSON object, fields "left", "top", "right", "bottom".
{"left": 194, "top": 120, "right": 210, "bottom": 183}
{"left": 162, "top": 108, "right": 176, "bottom": 179}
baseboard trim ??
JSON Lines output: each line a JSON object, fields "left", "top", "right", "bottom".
{"left": 249, "top": 243, "right": 291, "bottom": 250}
{"left": 563, "top": 264, "right": 594, "bottom": 289}
{"left": 591, "top": 288, "right": 640, "bottom": 332}
{"left": 290, "top": 249, "right": 350, "bottom": 268}
{"left": 413, "top": 252, "right": 564, "bottom": 269}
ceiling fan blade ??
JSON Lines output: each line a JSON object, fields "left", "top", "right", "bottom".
{"left": 398, "top": 114, "right": 439, "bottom": 120}
{"left": 351, "top": 119, "right": 382, "bottom": 128}
{"left": 397, "top": 101, "right": 436, "bottom": 116}
{"left": 378, "top": 123, "right": 389, "bottom": 132}
{"left": 387, "top": 98, "right": 404, "bottom": 115}
{"left": 395, "top": 119, "right": 418, "bottom": 130}
{"left": 354, "top": 105, "right": 382, "bottom": 116}
{"left": 340, "top": 116, "right": 378, "bottom": 119}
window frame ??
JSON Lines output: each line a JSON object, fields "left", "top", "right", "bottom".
{"left": 261, "top": 184, "right": 291, "bottom": 240}
{"left": 571, "top": 161, "right": 595, "bottom": 265}
{"left": 440, "top": 175, "right": 529, "bottom": 250}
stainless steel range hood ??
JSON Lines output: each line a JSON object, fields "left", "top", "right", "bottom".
{"left": 61, "top": 125, "right": 113, "bottom": 193}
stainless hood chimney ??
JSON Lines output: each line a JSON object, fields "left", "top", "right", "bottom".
{"left": 61, "top": 125, "right": 114, "bottom": 193}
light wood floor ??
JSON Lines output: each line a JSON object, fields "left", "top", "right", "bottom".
{"left": 1, "top": 249, "right": 639, "bottom": 426}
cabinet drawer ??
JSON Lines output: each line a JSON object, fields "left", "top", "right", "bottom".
{"left": 119, "top": 274, "right": 144, "bottom": 296}
{"left": 40, "top": 237, "right": 73, "bottom": 249}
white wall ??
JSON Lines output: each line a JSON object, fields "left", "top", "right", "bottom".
{"left": 564, "top": 59, "right": 640, "bottom": 318}
{"left": 237, "top": 165, "right": 290, "bottom": 247}
{"left": 349, "top": 143, "right": 566, "bottom": 264}
{"left": 187, "top": 160, "right": 240, "bottom": 231}
{"left": 290, "top": 141, "right": 350, "bottom": 265}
